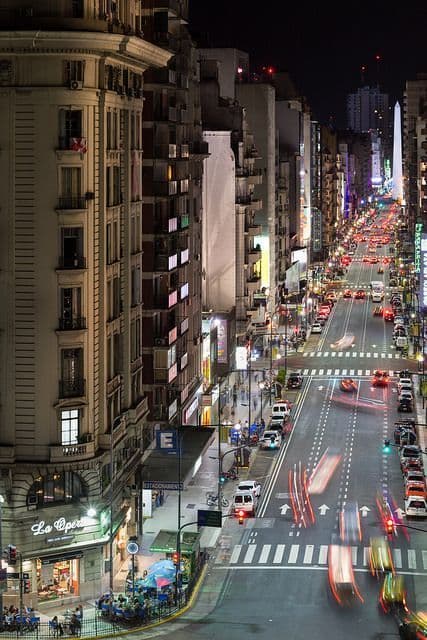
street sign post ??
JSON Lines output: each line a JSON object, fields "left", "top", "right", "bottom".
{"left": 143, "top": 481, "right": 183, "bottom": 491}
{"left": 197, "top": 509, "right": 222, "bottom": 528}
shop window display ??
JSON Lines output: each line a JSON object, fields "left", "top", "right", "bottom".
{"left": 37, "top": 558, "right": 79, "bottom": 602}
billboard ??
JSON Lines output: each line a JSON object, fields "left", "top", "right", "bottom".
{"left": 420, "top": 233, "right": 427, "bottom": 309}
{"left": 215, "top": 318, "right": 228, "bottom": 364}
{"left": 285, "top": 262, "right": 300, "bottom": 294}
{"left": 291, "top": 247, "right": 308, "bottom": 277}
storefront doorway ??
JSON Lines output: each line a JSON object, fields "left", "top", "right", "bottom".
{"left": 36, "top": 557, "right": 80, "bottom": 602}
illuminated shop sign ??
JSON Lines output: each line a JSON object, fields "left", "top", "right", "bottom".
{"left": 420, "top": 233, "right": 427, "bottom": 308}
{"left": 31, "top": 516, "right": 92, "bottom": 537}
{"left": 415, "top": 223, "right": 422, "bottom": 274}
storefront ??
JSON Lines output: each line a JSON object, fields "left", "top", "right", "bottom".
{"left": 36, "top": 552, "right": 81, "bottom": 602}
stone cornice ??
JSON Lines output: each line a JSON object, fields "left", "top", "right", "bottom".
{"left": 0, "top": 31, "right": 172, "bottom": 69}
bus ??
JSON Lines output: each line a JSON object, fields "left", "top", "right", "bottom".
{"left": 370, "top": 281, "right": 384, "bottom": 302}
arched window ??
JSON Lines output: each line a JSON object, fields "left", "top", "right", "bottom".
{"left": 27, "top": 472, "right": 88, "bottom": 507}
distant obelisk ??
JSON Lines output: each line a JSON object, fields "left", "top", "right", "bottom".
{"left": 392, "top": 101, "right": 403, "bottom": 202}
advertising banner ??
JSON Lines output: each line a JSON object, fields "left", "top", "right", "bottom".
{"left": 420, "top": 234, "right": 427, "bottom": 309}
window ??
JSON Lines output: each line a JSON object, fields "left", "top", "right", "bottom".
{"left": 60, "top": 287, "right": 82, "bottom": 329}
{"left": 71, "top": 0, "right": 84, "bottom": 18}
{"left": 131, "top": 266, "right": 141, "bottom": 306}
{"left": 27, "top": 472, "right": 87, "bottom": 507}
{"left": 61, "top": 167, "right": 82, "bottom": 197}
{"left": 59, "top": 110, "right": 82, "bottom": 147}
{"left": 60, "top": 348, "right": 84, "bottom": 397}
{"left": 106, "top": 110, "right": 118, "bottom": 149}
{"left": 60, "top": 226, "right": 84, "bottom": 267}
{"left": 131, "top": 318, "right": 141, "bottom": 361}
{"left": 64, "top": 60, "right": 85, "bottom": 83}
{"left": 61, "top": 408, "right": 80, "bottom": 445}
{"left": 107, "top": 166, "right": 121, "bottom": 206}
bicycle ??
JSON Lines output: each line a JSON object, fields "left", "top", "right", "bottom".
{"left": 206, "top": 492, "right": 229, "bottom": 508}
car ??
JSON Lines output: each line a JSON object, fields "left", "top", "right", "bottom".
{"left": 377, "top": 267, "right": 384, "bottom": 274}
{"left": 343, "top": 289, "right": 352, "bottom": 298}
{"left": 379, "top": 574, "right": 408, "bottom": 614}
{"left": 259, "top": 430, "right": 281, "bottom": 450}
{"left": 405, "top": 496, "right": 427, "bottom": 517}
{"left": 363, "top": 256, "right": 370, "bottom": 263}
{"left": 398, "top": 399, "right": 413, "bottom": 413}
{"left": 326, "top": 291, "right": 338, "bottom": 303}
{"left": 369, "top": 256, "right": 379, "bottom": 264}
{"left": 354, "top": 290, "right": 365, "bottom": 299}
{"left": 369, "top": 537, "right": 394, "bottom": 576}
{"left": 373, "top": 306, "right": 383, "bottom": 316}
{"left": 400, "top": 445, "right": 422, "bottom": 465}
{"left": 372, "top": 370, "right": 389, "bottom": 387}
{"left": 398, "top": 390, "right": 413, "bottom": 403}
{"left": 393, "top": 315, "right": 405, "bottom": 326}
{"left": 405, "top": 482, "right": 427, "bottom": 499}
{"left": 237, "top": 480, "right": 261, "bottom": 498}
{"left": 340, "top": 501, "right": 362, "bottom": 544}
{"left": 287, "top": 373, "right": 303, "bottom": 389}
{"left": 233, "top": 490, "right": 258, "bottom": 516}
{"left": 315, "top": 316, "right": 326, "bottom": 326}
{"left": 319, "top": 305, "right": 331, "bottom": 315}
{"left": 340, "top": 378, "right": 357, "bottom": 392}
{"left": 383, "top": 309, "right": 395, "bottom": 322}
{"left": 398, "top": 381, "right": 412, "bottom": 394}
{"left": 404, "top": 471, "right": 426, "bottom": 484}
{"left": 311, "top": 322, "right": 323, "bottom": 334}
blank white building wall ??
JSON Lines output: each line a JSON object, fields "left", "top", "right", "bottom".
{"left": 202, "top": 131, "right": 236, "bottom": 311}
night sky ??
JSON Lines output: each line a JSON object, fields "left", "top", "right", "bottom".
{"left": 188, "top": 2, "right": 427, "bottom": 128}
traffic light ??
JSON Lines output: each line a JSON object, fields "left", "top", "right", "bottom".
{"left": 172, "top": 551, "right": 180, "bottom": 566}
{"left": 237, "top": 509, "right": 245, "bottom": 525}
{"left": 383, "top": 439, "right": 391, "bottom": 454}
{"left": 220, "top": 475, "right": 226, "bottom": 484}
{"left": 385, "top": 518, "right": 394, "bottom": 535}
{"left": 8, "top": 545, "right": 17, "bottom": 565}
{"left": 23, "top": 579, "right": 31, "bottom": 594}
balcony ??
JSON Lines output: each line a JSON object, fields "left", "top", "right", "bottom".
{"left": 180, "top": 316, "right": 189, "bottom": 335}
{"left": 151, "top": 397, "right": 178, "bottom": 421}
{"left": 154, "top": 361, "right": 178, "bottom": 383}
{"left": 180, "top": 248, "right": 189, "bottom": 264}
{"left": 180, "top": 214, "right": 190, "bottom": 230}
{"left": 50, "top": 441, "right": 95, "bottom": 463}
{"left": 57, "top": 136, "right": 87, "bottom": 153}
{"left": 57, "top": 196, "right": 87, "bottom": 210}
{"left": 154, "top": 289, "right": 178, "bottom": 309}
{"left": 248, "top": 169, "right": 263, "bottom": 185}
{"left": 153, "top": 180, "right": 178, "bottom": 197}
{"left": 58, "top": 255, "right": 86, "bottom": 270}
{"left": 59, "top": 377, "right": 86, "bottom": 399}
{"left": 248, "top": 247, "right": 262, "bottom": 264}
{"left": 180, "top": 352, "right": 188, "bottom": 370}
{"left": 245, "top": 222, "right": 262, "bottom": 236}
{"left": 154, "top": 143, "right": 177, "bottom": 159}
{"left": 58, "top": 317, "right": 86, "bottom": 331}
{"left": 154, "top": 253, "right": 178, "bottom": 271}
{"left": 190, "top": 141, "right": 209, "bottom": 156}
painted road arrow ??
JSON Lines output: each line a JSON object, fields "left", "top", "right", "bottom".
{"left": 359, "top": 506, "right": 371, "bottom": 517}
{"left": 395, "top": 507, "right": 405, "bottom": 519}
{"left": 318, "top": 504, "right": 330, "bottom": 515}
{"left": 280, "top": 504, "right": 291, "bottom": 515}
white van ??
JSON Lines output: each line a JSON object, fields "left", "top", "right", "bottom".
{"left": 271, "top": 402, "right": 290, "bottom": 422}
{"left": 233, "top": 490, "right": 258, "bottom": 516}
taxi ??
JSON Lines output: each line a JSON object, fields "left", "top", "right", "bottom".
{"left": 340, "top": 378, "right": 357, "bottom": 392}
{"left": 369, "top": 537, "right": 394, "bottom": 577}
{"left": 405, "top": 482, "right": 427, "bottom": 499}
{"left": 379, "top": 574, "right": 408, "bottom": 613}
{"left": 372, "top": 370, "right": 389, "bottom": 387}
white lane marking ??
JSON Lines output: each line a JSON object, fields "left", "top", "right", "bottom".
{"left": 311, "top": 369, "right": 317, "bottom": 376}
{"left": 422, "top": 550, "right": 427, "bottom": 570}
{"left": 324, "top": 352, "right": 329, "bottom": 357}
{"left": 331, "top": 352, "right": 337, "bottom": 357}
{"left": 288, "top": 544, "right": 299, "bottom": 564}
{"left": 358, "top": 369, "right": 363, "bottom": 375}
{"left": 258, "top": 544, "right": 271, "bottom": 564}
{"left": 243, "top": 544, "right": 257, "bottom": 564}
{"left": 338, "top": 352, "right": 343, "bottom": 357}
{"left": 335, "top": 369, "right": 340, "bottom": 375}
{"left": 342, "top": 369, "right": 348, "bottom": 375}
{"left": 408, "top": 549, "right": 417, "bottom": 570}
{"left": 273, "top": 544, "right": 285, "bottom": 564}
{"left": 327, "top": 369, "right": 332, "bottom": 375}
{"left": 365, "top": 370, "right": 370, "bottom": 375}
{"left": 393, "top": 548, "right": 402, "bottom": 569}
{"left": 303, "top": 545, "right": 314, "bottom": 564}
{"left": 373, "top": 352, "right": 378, "bottom": 358}
{"left": 350, "top": 369, "right": 355, "bottom": 375}
{"left": 363, "top": 547, "right": 370, "bottom": 566}
{"left": 303, "top": 369, "right": 309, "bottom": 375}
{"left": 318, "top": 545, "right": 328, "bottom": 565}
{"left": 318, "top": 369, "right": 324, "bottom": 375}
{"left": 351, "top": 546, "right": 358, "bottom": 566}
{"left": 230, "top": 545, "right": 242, "bottom": 564}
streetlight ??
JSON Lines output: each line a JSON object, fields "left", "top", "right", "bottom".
{"left": 258, "top": 381, "right": 265, "bottom": 424}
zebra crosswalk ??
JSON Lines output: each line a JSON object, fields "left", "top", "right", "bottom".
{"left": 215, "top": 543, "right": 427, "bottom": 572}
{"left": 301, "top": 367, "right": 396, "bottom": 378}
{"left": 303, "top": 351, "right": 401, "bottom": 359}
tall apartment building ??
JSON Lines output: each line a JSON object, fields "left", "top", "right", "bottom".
{"left": 403, "top": 75, "right": 427, "bottom": 231}
{"left": 0, "top": 1, "right": 171, "bottom": 605}
{"left": 140, "top": 1, "right": 206, "bottom": 428}
{"left": 346, "top": 85, "right": 389, "bottom": 134}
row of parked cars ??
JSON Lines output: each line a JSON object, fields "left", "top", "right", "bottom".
{"left": 397, "top": 371, "right": 414, "bottom": 413}
{"left": 395, "top": 418, "right": 427, "bottom": 517}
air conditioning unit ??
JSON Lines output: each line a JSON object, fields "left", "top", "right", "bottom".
{"left": 70, "top": 80, "right": 83, "bottom": 90}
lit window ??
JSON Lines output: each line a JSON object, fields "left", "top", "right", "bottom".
{"left": 61, "top": 408, "right": 80, "bottom": 445}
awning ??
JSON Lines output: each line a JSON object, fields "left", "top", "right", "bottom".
{"left": 149, "top": 529, "right": 201, "bottom": 554}
{"left": 141, "top": 426, "right": 215, "bottom": 487}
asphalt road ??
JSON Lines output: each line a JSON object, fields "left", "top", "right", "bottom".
{"left": 142, "top": 211, "right": 425, "bottom": 640}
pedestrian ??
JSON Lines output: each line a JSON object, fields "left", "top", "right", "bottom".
{"left": 253, "top": 396, "right": 258, "bottom": 410}
{"left": 233, "top": 390, "right": 237, "bottom": 406}
{"left": 240, "top": 388, "right": 245, "bottom": 402}
{"left": 76, "top": 604, "right": 83, "bottom": 621}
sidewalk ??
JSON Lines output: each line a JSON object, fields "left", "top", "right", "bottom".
{"left": 411, "top": 374, "right": 427, "bottom": 611}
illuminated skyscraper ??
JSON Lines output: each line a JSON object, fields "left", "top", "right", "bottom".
{"left": 392, "top": 101, "right": 403, "bottom": 202}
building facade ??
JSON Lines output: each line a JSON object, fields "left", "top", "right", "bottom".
{"left": 0, "top": 0, "right": 171, "bottom": 606}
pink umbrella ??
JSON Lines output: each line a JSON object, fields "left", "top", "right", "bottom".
{"left": 155, "top": 576, "right": 172, "bottom": 588}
